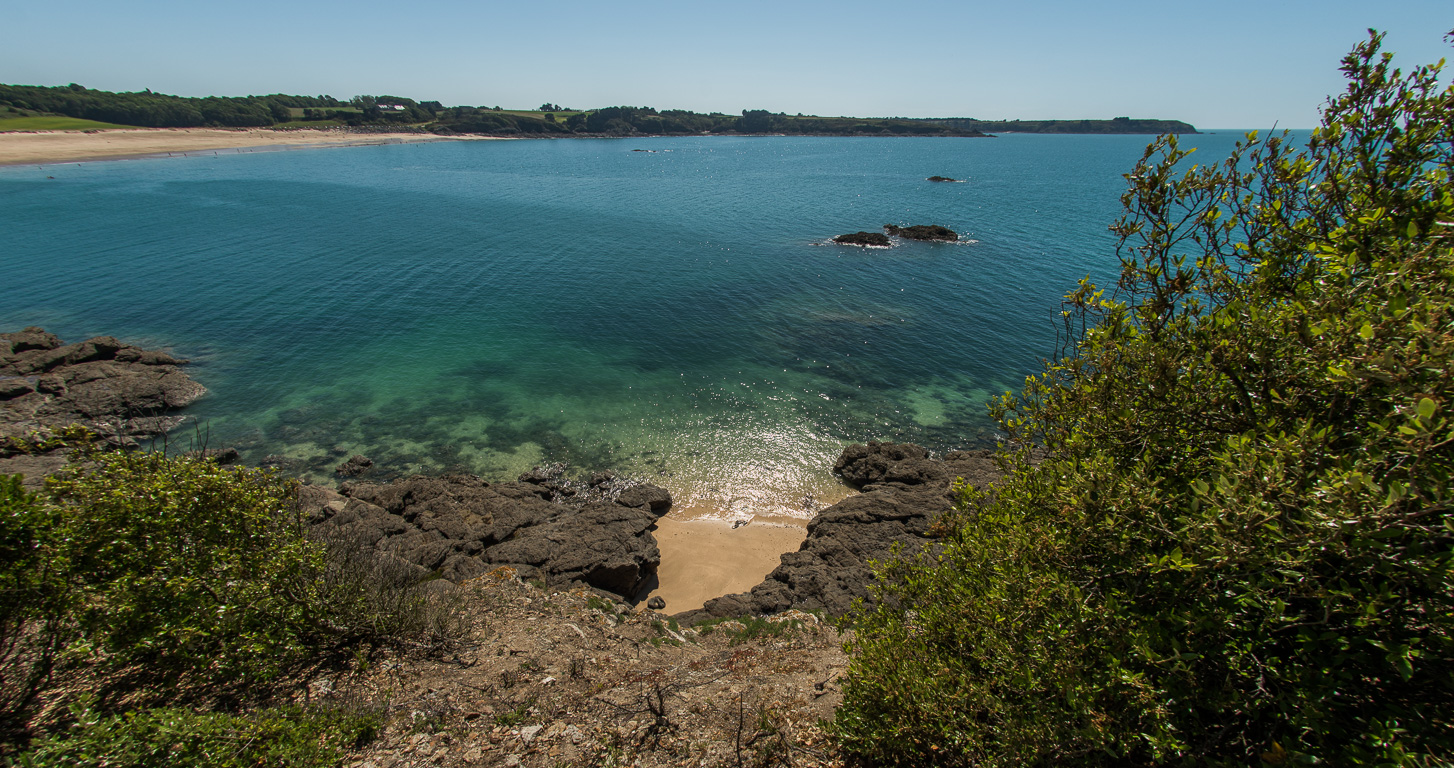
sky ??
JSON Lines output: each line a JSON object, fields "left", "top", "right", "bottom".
{"left": 3, "top": 0, "right": 1450, "bottom": 129}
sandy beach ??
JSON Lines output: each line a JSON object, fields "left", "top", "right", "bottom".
{"left": 0, "top": 127, "right": 490, "bottom": 167}
{"left": 643, "top": 515, "right": 808, "bottom": 613}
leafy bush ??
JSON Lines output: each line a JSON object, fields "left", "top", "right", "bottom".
{"left": 834, "top": 32, "right": 1453, "bottom": 766}
{"left": 44, "top": 448, "right": 328, "bottom": 683}
{"left": 0, "top": 476, "right": 69, "bottom": 730}
{"left": 14, "top": 703, "right": 377, "bottom": 768}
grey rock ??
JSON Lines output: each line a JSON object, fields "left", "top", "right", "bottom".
{"left": 833, "top": 231, "right": 892, "bottom": 247}
{"left": 883, "top": 223, "right": 958, "bottom": 242}
{"left": 0, "top": 328, "right": 205, "bottom": 451}
{"left": 616, "top": 483, "right": 672, "bottom": 513}
{"left": 335, "top": 454, "right": 374, "bottom": 476}
{"left": 299, "top": 473, "right": 662, "bottom": 600}
{"left": 647, "top": 596, "right": 666, "bottom": 610}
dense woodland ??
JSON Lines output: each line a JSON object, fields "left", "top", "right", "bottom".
{"left": 0, "top": 83, "right": 1194, "bottom": 136}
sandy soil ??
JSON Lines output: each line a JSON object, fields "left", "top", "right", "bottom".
{"left": 331, "top": 575, "right": 848, "bottom": 767}
{"left": 0, "top": 127, "right": 491, "bottom": 166}
{"left": 644, "top": 516, "right": 808, "bottom": 613}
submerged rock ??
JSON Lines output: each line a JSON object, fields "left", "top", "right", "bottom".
{"left": 336, "top": 454, "right": 374, "bottom": 476}
{"left": 0, "top": 326, "right": 205, "bottom": 449}
{"left": 675, "top": 441, "right": 1003, "bottom": 623}
{"left": 832, "top": 231, "right": 892, "bottom": 247}
{"left": 884, "top": 224, "right": 958, "bottom": 241}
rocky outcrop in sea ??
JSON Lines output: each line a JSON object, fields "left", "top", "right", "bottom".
{"left": 884, "top": 224, "right": 958, "bottom": 241}
{"left": 676, "top": 441, "right": 1002, "bottom": 623}
{"left": 832, "top": 231, "right": 892, "bottom": 247}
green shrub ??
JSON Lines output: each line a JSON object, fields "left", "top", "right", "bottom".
{"left": 834, "top": 32, "right": 1453, "bottom": 766}
{"left": 0, "top": 476, "right": 70, "bottom": 729}
{"left": 14, "top": 703, "right": 378, "bottom": 768}
{"left": 44, "top": 449, "right": 327, "bottom": 683}
{"left": 694, "top": 615, "right": 809, "bottom": 645}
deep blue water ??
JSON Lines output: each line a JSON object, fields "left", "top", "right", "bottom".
{"left": 0, "top": 132, "right": 1255, "bottom": 519}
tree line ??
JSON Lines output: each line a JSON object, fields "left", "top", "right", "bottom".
{"left": 0, "top": 82, "right": 1201, "bottom": 136}
{"left": 932, "top": 116, "right": 1198, "bottom": 134}
{"left": 0, "top": 83, "right": 438, "bottom": 128}
{"left": 431, "top": 106, "right": 994, "bottom": 136}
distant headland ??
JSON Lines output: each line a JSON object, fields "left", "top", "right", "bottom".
{"left": 0, "top": 83, "right": 1197, "bottom": 138}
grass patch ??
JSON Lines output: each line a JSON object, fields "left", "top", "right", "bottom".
{"left": 496, "top": 110, "right": 583, "bottom": 120}
{"left": 15, "top": 703, "right": 379, "bottom": 768}
{"left": 0, "top": 116, "right": 134, "bottom": 131}
{"left": 694, "top": 615, "right": 809, "bottom": 645}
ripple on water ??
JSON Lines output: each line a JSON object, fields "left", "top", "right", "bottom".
{"left": 1, "top": 133, "right": 1261, "bottom": 518}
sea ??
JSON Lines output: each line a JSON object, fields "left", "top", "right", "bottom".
{"left": 0, "top": 131, "right": 1261, "bottom": 520}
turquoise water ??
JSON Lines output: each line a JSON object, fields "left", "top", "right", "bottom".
{"left": 0, "top": 132, "right": 1253, "bottom": 519}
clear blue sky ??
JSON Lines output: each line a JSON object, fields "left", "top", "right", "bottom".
{"left": 3, "top": 0, "right": 1449, "bottom": 129}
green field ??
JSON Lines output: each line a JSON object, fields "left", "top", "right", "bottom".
{"left": 0, "top": 115, "right": 134, "bottom": 131}
{"left": 498, "top": 109, "right": 584, "bottom": 120}
{"left": 284, "top": 106, "right": 361, "bottom": 118}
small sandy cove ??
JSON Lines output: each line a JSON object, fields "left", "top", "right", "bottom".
{"left": 0, "top": 127, "right": 491, "bottom": 166}
{"left": 643, "top": 513, "right": 809, "bottom": 613}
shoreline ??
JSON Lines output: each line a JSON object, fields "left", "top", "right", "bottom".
{"left": 0, "top": 127, "right": 500, "bottom": 167}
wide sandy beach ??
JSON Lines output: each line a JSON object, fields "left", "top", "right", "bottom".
{"left": 0, "top": 127, "right": 489, "bottom": 166}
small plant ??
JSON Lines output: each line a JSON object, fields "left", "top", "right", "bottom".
{"left": 693, "top": 615, "right": 805, "bottom": 645}
{"left": 493, "top": 701, "right": 533, "bottom": 727}
{"left": 407, "top": 708, "right": 447, "bottom": 735}
{"left": 0, "top": 474, "right": 70, "bottom": 729}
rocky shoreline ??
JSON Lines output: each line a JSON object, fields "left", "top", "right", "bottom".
{"left": 2, "top": 326, "right": 1002, "bottom": 617}
{"left": 297, "top": 470, "right": 673, "bottom": 601}
{"left": 1, "top": 327, "right": 207, "bottom": 484}
{"left": 677, "top": 442, "right": 1001, "bottom": 623}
